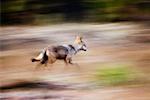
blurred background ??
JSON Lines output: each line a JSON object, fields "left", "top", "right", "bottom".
{"left": 1, "top": 0, "right": 150, "bottom": 25}
{"left": 0, "top": 0, "right": 150, "bottom": 100}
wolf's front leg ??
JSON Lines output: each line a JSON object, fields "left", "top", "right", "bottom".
{"left": 63, "top": 57, "right": 80, "bottom": 70}
{"left": 64, "top": 57, "right": 73, "bottom": 66}
{"left": 67, "top": 57, "right": 79, "bottom": 67}
{"left": 68, "top": 58, "right": 73, "bottom": 64}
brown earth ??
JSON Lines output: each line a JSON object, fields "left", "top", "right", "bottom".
{"left": 0, "top": 23, "right": 150, "bottom": 100}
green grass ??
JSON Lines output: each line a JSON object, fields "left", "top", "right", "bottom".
{"left": 95, "top": 64, "right": 135, "bottom": 86}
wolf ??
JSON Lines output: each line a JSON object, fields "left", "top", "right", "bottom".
{"left": 31, "top": 36, "right": 87, "bottom": 66}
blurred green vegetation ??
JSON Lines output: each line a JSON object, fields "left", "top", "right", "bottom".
{"left": 95, "top": 64, "right": 136, "bottom": 86}
{"left": 1, "top": 0, "right": 150, "bottom": 25}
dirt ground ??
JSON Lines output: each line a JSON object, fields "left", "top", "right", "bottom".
{"left": 0, "top": 23, "right": 150, "bottom": 100}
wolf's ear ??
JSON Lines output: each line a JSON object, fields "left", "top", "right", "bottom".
{"left": 76, "top": 36, "right": 83, "bottom": 41}
{"left": 74, "top": 36, "right": 82, "bottom": 44}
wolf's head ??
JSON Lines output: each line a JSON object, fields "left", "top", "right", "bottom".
{"left": 74, "top": 36, "right": 87, "bottom": 51}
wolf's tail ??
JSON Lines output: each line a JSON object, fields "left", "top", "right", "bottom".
{"left": 31, "top": 49, "right": 48, "bottom": 64}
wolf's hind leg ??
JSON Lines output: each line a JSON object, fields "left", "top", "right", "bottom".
{"left": 47, "top": 57, "right": 56, "bottom": 67}
{"left": 34, "top": 63, "right": 44, "bottom": 70}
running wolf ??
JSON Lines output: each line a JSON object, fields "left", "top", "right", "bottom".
{"left": 31, "top": 36, "right": 87, "bottom": 66}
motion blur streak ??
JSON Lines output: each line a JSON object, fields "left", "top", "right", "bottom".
{"left": 0, "top": 0, "right": 150, "bottom": 100}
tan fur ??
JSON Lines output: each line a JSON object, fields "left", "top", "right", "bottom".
{"left": 48, "top": 56, "right": 56, "bottom": 64}
{"left": 46, "top": 49, "right": 57, "bottom": 64}
{"left": 74, "top": 36, "right": 83, "bottom": 44}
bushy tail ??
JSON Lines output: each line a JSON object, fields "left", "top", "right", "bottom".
{"left": 31, "top": 49, "right": 48, "bottom": 64}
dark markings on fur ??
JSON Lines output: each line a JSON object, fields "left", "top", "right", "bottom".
{"left": 68, "top": 44, "right": 76, "bottom": 52}
{"left": 41, "top": 50, "right": 48, "bottom": 64}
